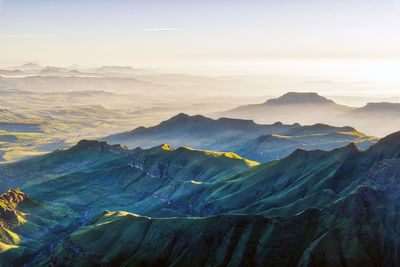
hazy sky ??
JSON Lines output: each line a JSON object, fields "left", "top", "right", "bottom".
{"left": 0, "top": 0, "right": 399, "bottom": 66}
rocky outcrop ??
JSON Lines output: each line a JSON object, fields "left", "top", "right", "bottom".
{"left": 0, "top": 188, "right": 29, "bottom": 228}
{"left": 75, "top": 140, "right": 128, "bottom": 154}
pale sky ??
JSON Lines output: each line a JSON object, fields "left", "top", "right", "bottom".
{"left": 0, "top": 0, "right": 399, "bottom": 66}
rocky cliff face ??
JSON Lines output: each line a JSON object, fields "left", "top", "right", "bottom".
{"left": 0, "top": 188, "right": 29, "bottom": 229}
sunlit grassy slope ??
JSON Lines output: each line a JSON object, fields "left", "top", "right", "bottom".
{"left": 0, "top": 187, "right": 83, "bottom": 266}
{"left": 51, "top": 132, "right": 400, "bottom": 265}
{"left": 0, "top": 189, "right": 33, "bottom": 263}
{"left": 2, "top": 131, "right": 400, "bottom": 265}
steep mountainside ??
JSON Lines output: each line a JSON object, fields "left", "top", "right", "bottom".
{"left": 1, "top": 131, "right": 400, "bottom": 265}
{"left": 0, "top": 189, "right": 76, "bottom": 265}
{"left": 0, "top": 140, "right": 261, "bottom": 265}
{"left": 104, "top": 113, "right": 378, "bottom": 162}
{"left": 49, "top": 131, "right": 400, "bottom": 266}
{"left": 0, "top": 189, "right": 29, "bottom": 256}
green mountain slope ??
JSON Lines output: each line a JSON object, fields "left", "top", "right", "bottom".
{"left": 0, "top": 188, "right": 82, "bottom": 266}
{"left": 0, "top": 140, "right": 261, "bottom": 264}
{"left": 1, "top": 131, "right": 400, "bottom": 265}
{"left": 51, "top": 132, "right": 400, "bottom": 266}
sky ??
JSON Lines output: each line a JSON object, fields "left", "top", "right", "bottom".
{"left": 0, "top": 0, "right": 399, "bottom": 68}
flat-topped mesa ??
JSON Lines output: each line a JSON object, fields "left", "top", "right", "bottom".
{"left": 75, "top": 140, "right": 128, "bottom": 154}
{"left": 359, "top": 102, "right": 400, "bottom": 112}
{"left": 264, "top": 92, "right": 335, "bottom": 105}
{"left": 0, "top": 189, "right": 30, "bottom": 228}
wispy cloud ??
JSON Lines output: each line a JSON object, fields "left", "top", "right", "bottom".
{"left": 138, "top": 27, "right": 184, "bottom": 32}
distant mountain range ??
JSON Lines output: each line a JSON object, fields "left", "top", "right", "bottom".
{"left": 104, "top": 113, "right": 378, "bottom": 162}
{"left": 1, "top": 64, "right": 400, "bottom": 265}
{"left": 0, "top": 63, "right": 159, "bottom": 77}
{"left": 1, "top": 130, "right": 400, "bottom": 265}
{"left": 215, "top": 92, "right": 400, "bottom": 136}
{"left": 217, "top": 92, "right": 352, "bottom": 121}
{"left": 265, "top": 92, "right": 336, "bottom": 105}
{"left": 2, "top": 63, "right": 400, "bottom": 137}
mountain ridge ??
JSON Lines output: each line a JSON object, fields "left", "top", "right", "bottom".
{"left": 216, "top": 92, "right": 400, "bottom": 137}
{"left": 264, "top": 92, "right": 335, "bottom": 105}
{"left": 104, "top": 113, "right": 378, "bottom": 162}
{"left": 1, "top": 130, "right": 400, "bottom": 265}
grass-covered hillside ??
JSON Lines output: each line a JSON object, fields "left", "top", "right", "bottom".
{"left": 0, "top": 130, "right": 399, "bottom": 265}
{"left": 51, "top": 131, "right": 400, "bottom": 266}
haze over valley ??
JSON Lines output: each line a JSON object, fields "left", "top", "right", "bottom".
{"left": 1, "top": 62, "right": 400, "bottom": 163}
{"left": 1, "top": 0, "right": 400, "bottom": 266}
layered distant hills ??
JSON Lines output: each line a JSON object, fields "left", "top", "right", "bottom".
{"left": 2, "top": 63, "right": 400, "bottom": 265}
{"left": 216, "top": 92, "right": 400, "bottom": 136}
{"left": 1, "top": 130, "right": 400, "bottom": 265}
{"left": 104, "top": 113, "right": 378, "bottom": 162}
{"left": 216, "top": 92, "right": 352, "bottom": 124}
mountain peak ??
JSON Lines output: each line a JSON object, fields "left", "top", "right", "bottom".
{"left": 158, "top": 113, "right": 211, "bottom": 127}
{"left": 265, "top": 92, "right": 335, "bottom": 105}
{"left": 155, "top": 144, "right": 174, "bottom": 151}
{"left": 359, "top": 102, "right": 400, "bottom": 112}
{"left": 371, "top": 131, "right": 400, "bottom": 149}
{"left": 338, "top": 142, "right": 361, "bottom": 154}
{"left": 172, "top": 112, "right": 190, "bottom": 120}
